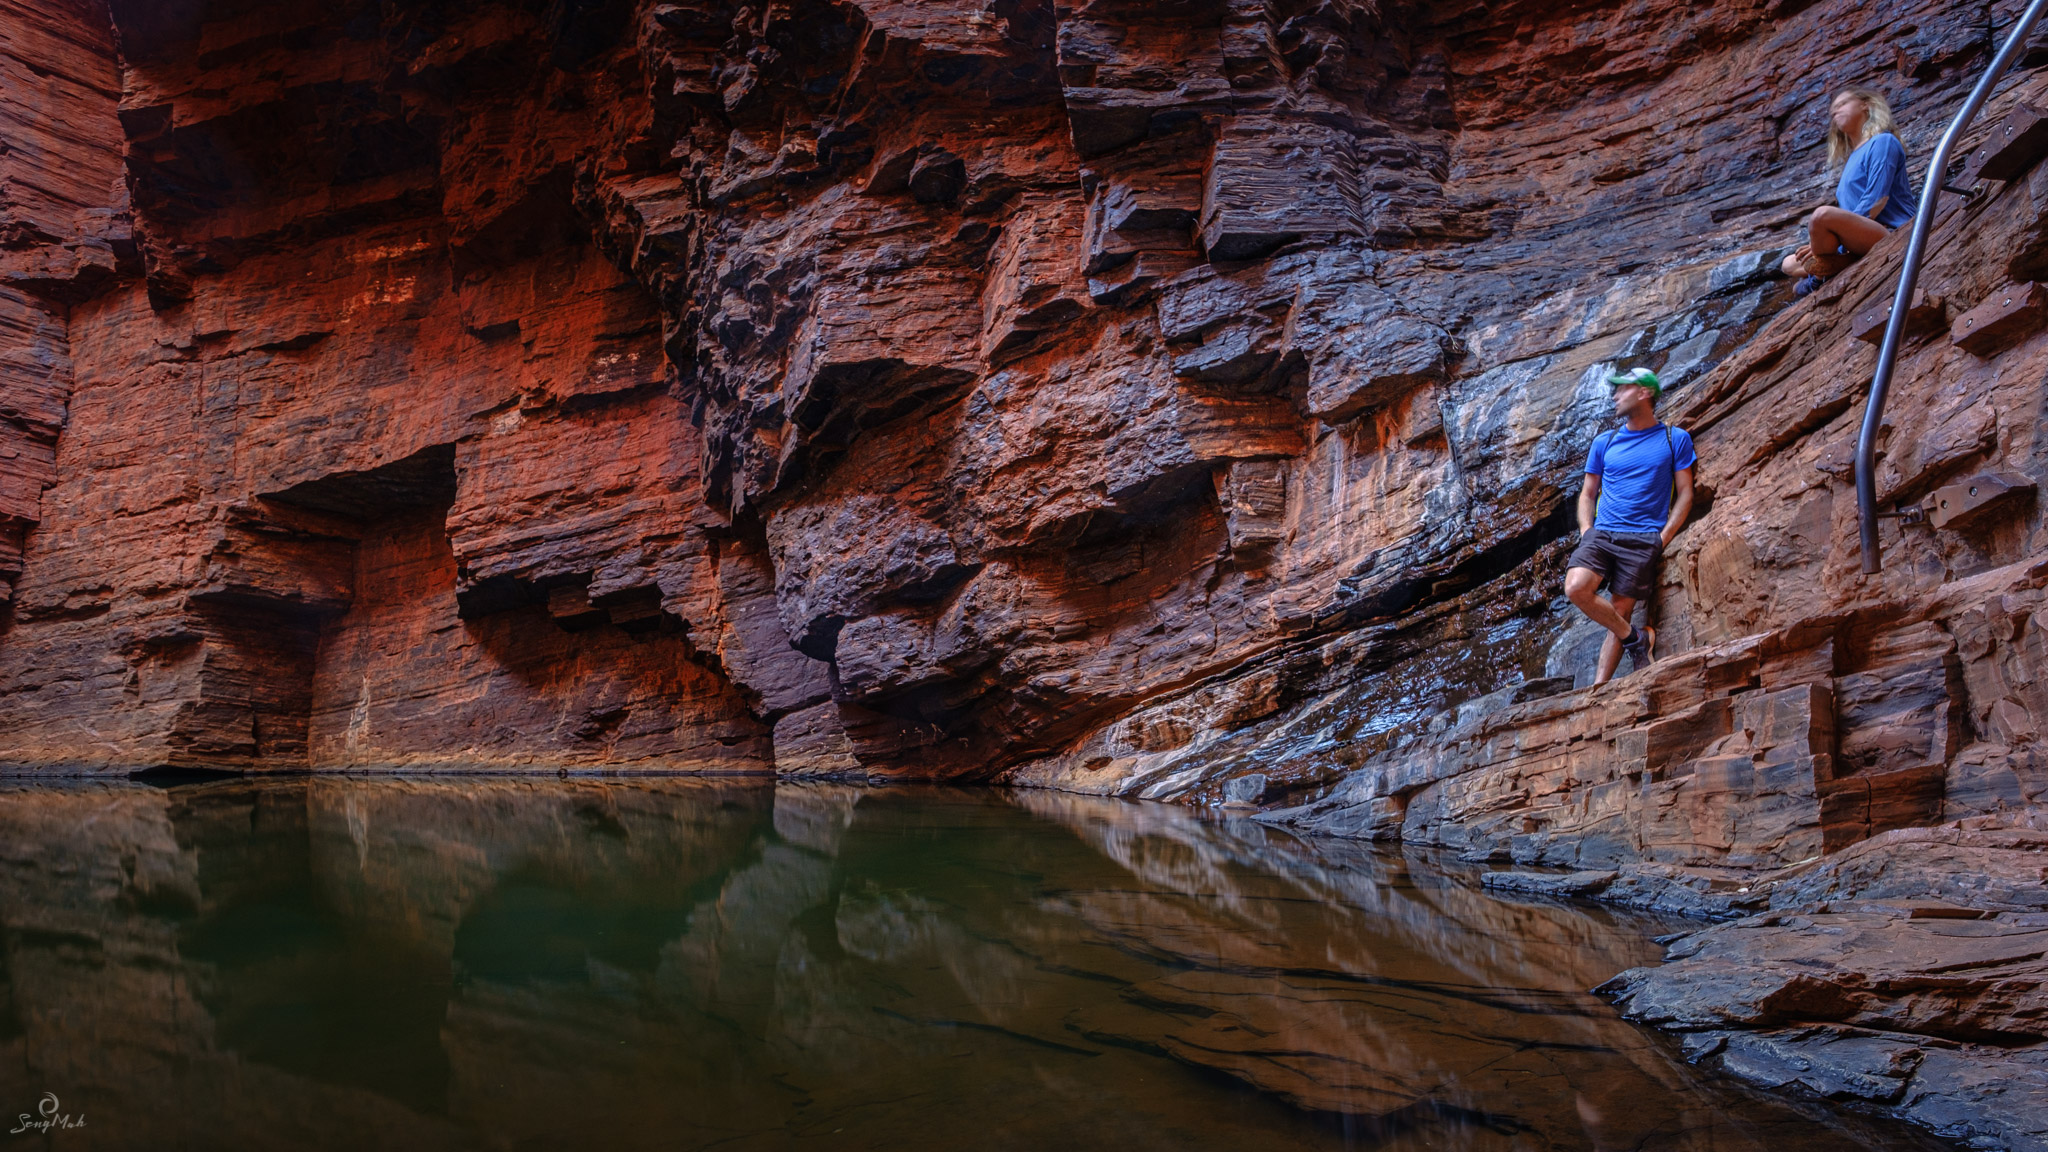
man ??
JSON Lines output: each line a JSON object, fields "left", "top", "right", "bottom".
{"left": 1564, "top": 367, "right": 1696, "bottom": 684}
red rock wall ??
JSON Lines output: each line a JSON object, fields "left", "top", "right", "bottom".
{"left": 0, "top": 0, "right": 127, "bottom": 605}
{"left": 0, "top": 0, "right": 776, "bottom": 769}
{"left": 0, "top": 0, "right": 2042, "bottom": 836}
{"left": 1016, "top": 31, "right": 2048, "bottom": 869}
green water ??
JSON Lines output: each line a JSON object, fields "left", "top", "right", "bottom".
{"left": 0, "top": 779, "right": 1946, "bottom": 1150}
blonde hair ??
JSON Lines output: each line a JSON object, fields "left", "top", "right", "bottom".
{"left": 1827, "top": 87, "right": 1898, "bottom": 170}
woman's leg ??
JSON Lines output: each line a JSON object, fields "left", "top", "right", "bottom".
{"left": 1809, "top": 205, "right": 1888, "bottom": 257}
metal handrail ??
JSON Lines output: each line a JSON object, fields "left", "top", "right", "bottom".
{"left": 1856, "top": 0, "right": 2048, "bottom": 573}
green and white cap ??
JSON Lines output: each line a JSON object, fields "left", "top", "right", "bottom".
{"left": 1605, "top": 366, "right": 1661, "bottom": 395}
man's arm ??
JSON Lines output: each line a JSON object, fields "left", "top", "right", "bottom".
{"left": 1660, "top": 467, "right": 1695, "bottom": 547}
{"left": 1578, "top": 473, "right": 1601, "bottom": 536}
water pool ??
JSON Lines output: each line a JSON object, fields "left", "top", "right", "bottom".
{"left": 0, "top": 779, "right": 1948, "bottom": 1150}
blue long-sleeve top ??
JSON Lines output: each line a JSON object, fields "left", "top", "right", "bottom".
{"left": 1838, "top": 132, "right": 1914, "bottom": 229}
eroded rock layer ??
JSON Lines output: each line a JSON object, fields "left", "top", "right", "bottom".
{"left": 0, "top": 0, "right": 2042, "bottom": 844}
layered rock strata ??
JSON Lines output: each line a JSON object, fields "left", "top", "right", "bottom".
{"left": 0, "top": 0, "right": 2021, "bottom": 792}
{"left": 1577, "top": 821, "right": 2048, "bottom": 1151}
{"left": 1030, "top": 64, "right": 2048, "bottom": 884}
{"left": 10, "top": 5, "right": 2048, "bottom": 1145}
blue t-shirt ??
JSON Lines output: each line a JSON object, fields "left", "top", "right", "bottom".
{"left": 1838, "top": 133, "right": 1914, "bottom": 229}
{"left": 1587, "top": 423, "right": 1696, "bottom": 535}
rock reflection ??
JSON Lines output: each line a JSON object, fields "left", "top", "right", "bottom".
{"left": 0, "top": 780, "right": 1944, "bottom": 1150}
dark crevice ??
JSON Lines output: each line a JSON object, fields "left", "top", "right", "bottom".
{"left": 1322, "top": 497, "right": 1575, "bottom": 630}
{"left": 258, "top": 443, "right": 458, "bottom": 521}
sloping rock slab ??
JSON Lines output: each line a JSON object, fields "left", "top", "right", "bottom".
{"left": 1485, "top": 863, "right": 1772, "bottom": 919}
{"left": 1765, "top": 821, "right": 2048, "bottom": 912}
{"left": 1595, "top": 822, "right": 2048, "bottom": 1151}
{"left": 1670, "top": 1027, "right": 2048, "bottom": 1152}
{"left": 1603, "top": 907, "right": 2048, "bottom": 1040}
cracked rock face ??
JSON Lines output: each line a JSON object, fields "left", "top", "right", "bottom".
{"left": 1594, "top": 823, "right": 2048, "bottom": 1151}
{"left": 0, "top": 0, "right": 2034, "bottom": 789}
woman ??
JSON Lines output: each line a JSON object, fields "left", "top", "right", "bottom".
{"left": 1780, "top": 87, "right": 1915, "bottom": 295}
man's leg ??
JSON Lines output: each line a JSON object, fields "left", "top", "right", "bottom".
{"left": 1593, "top": 594, "right": 1638, "bottom": 685}
{"left": 1566, "top": 563, "right": 1634, "bottom": 646}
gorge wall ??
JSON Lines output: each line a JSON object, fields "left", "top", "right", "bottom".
{"left": 2, "top": 0, "right": 2046, "bottom": 851}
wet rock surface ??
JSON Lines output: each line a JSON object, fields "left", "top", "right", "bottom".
{"left": 1563, "top": 822, "right": 2048, "bottom": 1149}
{"left": 1482, "top": 862, "right": 1773, "bottom": 920}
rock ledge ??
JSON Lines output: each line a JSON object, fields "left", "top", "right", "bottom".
{"left": 1569, "top": 821, "right": 2048, "bottom": 1151}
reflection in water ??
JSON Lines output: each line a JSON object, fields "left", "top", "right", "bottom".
{"left": 0, "top": 780, "right": 1942, "bottom": 1150}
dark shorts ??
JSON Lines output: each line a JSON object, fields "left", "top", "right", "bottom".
{"left": 1567, "top": 529, "right": 1662, "bottom": 600}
